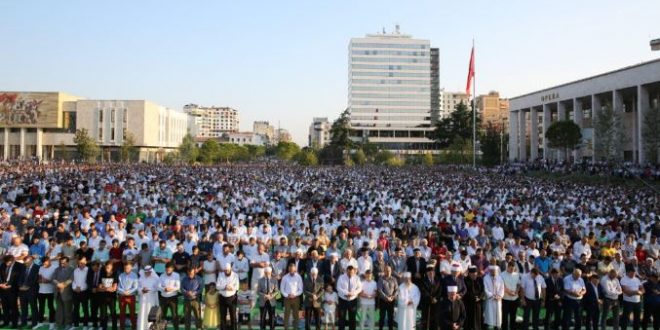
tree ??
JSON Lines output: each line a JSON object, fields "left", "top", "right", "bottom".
{"left": 294, "top": 149, "right": 319, "bottom": 166}
{"left": 353, "top": 149, "right": 367, "bottom": 166}
{"left": 422, "top": 152, "right": 434, "bottom": 166}
{"left": 434, "top": 101, "right": 480, "bottom": 149}
{"left": 199, "top": 140, "right": 220, "bottom": 164}
{"left": 642, "top": 103, "right": 660, "bottom": 164}
{"left": 545, "top": 120, "right": 582, "bottom": 161}
{"left": 73, "top": 128, "right": 100, "bottom": 163}
{"left": 120, "top": 132, "right": 138, "bottom": 163}
{"left": 480, "top": 121, "right": 507, "bottom": 166}
{"left": 594, "top": 104, "right": 626, "bottom": 162}
{"left": 275, "top": 141, "right": 301, "bottom": 161}
{"left": 329, "top": 108, "right": 353, "bottom": 151}
{"left": 178, "top": 133, "right": 199, "bottom": 164}
{"left": 374, "top": 150, "right": 395, "bottom": 165}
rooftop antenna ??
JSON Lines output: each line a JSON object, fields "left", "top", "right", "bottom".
{"left": 395, "top": 24, "right": 400, "bottom": 34}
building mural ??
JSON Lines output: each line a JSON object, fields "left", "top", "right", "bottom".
{"left": 0, "top": 92, "right": 60, "bottom": 127}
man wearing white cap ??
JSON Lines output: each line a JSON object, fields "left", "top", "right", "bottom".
{"left": 440, "top": 286, "right": 466, "bottom": 330}
{"left": 257, "top": 267, "right": 279, "bottom": 330}
{"left": 137, "top": 266, "right": 159, "bottom": 330}
{"left": 217, "top": 263, "right": 239, "bottom": 330}
{"left": 484, "top": 265, "right": 504, "bottom": 330}
{"left": 303, "top": 267, "right": 324, "bottom": 330}
{"left": 397, "top": 272, "right": 420, "bottom": 330}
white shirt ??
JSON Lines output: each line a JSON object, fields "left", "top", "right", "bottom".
{"left": 8, "top": 244, "right": 29, "bottom": 262}
{"left": 620, "top": 275, "right": 642, "bottom": 303}
{"left": 158, "top": 272, "right": 181, "bottom": 298}
{"left": 521, "top": 273, "right": 546, "bottom": 300}
{"left": 501, "top": 271, "right": 521, "bottom": 301}
{"left": 73, "top": 266, "right": 89, "bottom": 291}
{"left": 280, "top": 272, "right": 303, "bottom": 297}
{"left": 359, "top": 280, "right": 377, "bottom": 305}
{"left": 38, "top": 265, "right": 57, "bottom": 294}
{"left": 357, "top": 256, "right": 373, "bottom": 276}
{"left": 563, "top": 275, "right": 586, "bottom": 300}
{"left": 216, "top": 271, "right": 240, "bottom": 297}
{"left": 336, "top": 274, "right": 363, "bottom": 301}
{"left": 600, "top": 275, "right": 622, "bottom": 300}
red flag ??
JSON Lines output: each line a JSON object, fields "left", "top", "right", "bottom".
{"left": 465, "top": 46, "right": 475, "bottom": 97}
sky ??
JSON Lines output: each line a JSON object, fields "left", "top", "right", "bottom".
{"left": 1, "top": 1, "right": 659, "bottom": 145}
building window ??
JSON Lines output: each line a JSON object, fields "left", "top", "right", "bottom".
{"left": 98, "top": 127, "right": 103, "bottom": 140}
{"left": 99, "top": 109, "right": 103, "bottom": 123}
{"left": 123, "top": 109, "right": 128, "bottom": 123}
{"left": 123, "top": 128, "right": 128, "bottom": 140}
{"left": 111, "top": 128, "right": 115, "bottom": 141}
{"left": 62, "top": 112, "right": 76, "bottom": 133}
{"left": 111, "top": 109, "right": 116, "bottom": 123}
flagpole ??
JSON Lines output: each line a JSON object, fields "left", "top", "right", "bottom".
{"left": 472, "top": 39, "right": 477, "bottom": 168}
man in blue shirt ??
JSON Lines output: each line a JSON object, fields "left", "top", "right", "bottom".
{"left": 534, "top": 249, "right": 552, "bottom": 278}
{"left": 181, "top": 268, "right": 203, "bottom": 330}
{"left": 118, "top": 262, "right": 139, "bottom": 330}
{"left": 152, "top": 240, "right": 173, "bottom": 275}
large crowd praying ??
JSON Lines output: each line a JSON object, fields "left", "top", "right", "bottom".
{"left": 0, "top": 162, "right": 658, "bottom": 330}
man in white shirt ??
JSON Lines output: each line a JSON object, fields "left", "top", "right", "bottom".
{"left": 359, "top": 269, "right": 377, "bottom": 330}
{"left": 158, "top": 263, "right": 181, "bottom": 330}
{"left": 336, "top": 265, "right": 362, "bottom": 330}
{"left": 520, "top": 268, "right": 546, "bottom": 330}
{"left": 217, "top": 262, "right": 239, "bottom": 330}
{"left": 501, "top": 262, "right": 521, "bottom": 330}
{"left": 620, "top": 267, "right": 645, "bottom": 330}
{"left": 71, "top": 256, "right": 89, "bottom": 328}
{"left": 563, "top": 269, "right": 586, "bottom": 330}
{"left": 572, "top": 237, "right": 591, "bottom": 262}
{"left": 600, "top": 269, "right": 622, "bottom": 330}
{"left": 280, "top": 262, "right": 303, "bottom": 330}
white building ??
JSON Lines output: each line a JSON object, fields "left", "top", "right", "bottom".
{"left": 308, "top": 117, "right": 331, "bottom": 148}
{"left": 253, "top": 121, "right": 276, "bottom": 144}
{"left": 225, "top": 132, "right": 268, "bottom": 146}
{"left": 440, "top": 90, "right": 470, "bottom": 119}
{"left": 348, "top": 26, "right": 438, "bottom": 152}
{"left": 509, "top": 58, "right": 660, "bottom": 164}
{"left": 184, "top": 104, "right": 239, "bottom": 138}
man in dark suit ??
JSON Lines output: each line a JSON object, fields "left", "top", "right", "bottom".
{"left": 288, "top": 249, "right": 306, "bottom": 278}
{"left": 303, "top": 268, "right": 324, "bottom": 330}
{"left": 86, "top": 260, "right": 103, "bottom": 328}
{"left": 583, "top": 274, "right": 602, "bottom": 330}
{"left": 52, "top": 256, "right": 74, "bottom": 330}
{"left": 321, "top": 253, "right": 341, "bottom": 288}
{"left": 305, "top": 250, "right": 323, "bottom": 275}
{"left": 0, "top": 254, "right": 24, "bottom": 328}
{"left": 406, "top": 248, "right": 427, "bottom": 285}
{"left": 544, "top": 268, "right": 563, "bottom": 330}
{"left": 19, "top": 255, "right": 40, "bottom": 328}
{"left": 420, "top": 265, "right": 443, "bottom": 330}
{"left": 257, "top": 267, "right": 279, "bottom": 330}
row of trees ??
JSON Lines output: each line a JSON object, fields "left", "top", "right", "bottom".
{"left": 73, "top": 128, "right": 138, "bottom": 163}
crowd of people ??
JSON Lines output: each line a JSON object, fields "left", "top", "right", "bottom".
{"left": 0, "top": 162, "right": 658, "bottom": 330}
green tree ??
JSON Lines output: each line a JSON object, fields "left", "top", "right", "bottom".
{"left": 480, "top": 121, "right": 507, "bottom": 166}
{"left": 199, "top": 139, "right": 220, "bottom": 164}
{"left": 329, "top": 108, "right": 353, "bottom": 150}
{"left": 594, "top": 104, "right": 626, "bottom": 162}
{"left": 374, "top": 150, "right": 395, "bottom": 165}
{"left": 422, "top": 152, "right": 434, "bottom": 166}
{"left": 73, "top": 128, "right": 100, "bottom": 163}
{"left": 275, "top": 141, "right": 301, "bottom": 161}
{"left": 245, "top": 145, "right": 266, "bottom": 159}
{"left": 163, "top": 152, "right": 178, "bottom": 165}
{"left": 294, "top": 149, "right": 319, "bottom": 166}
{"left": 545, "top": 120, "right": 582, "bottom": 161}
{"left": 434, "top": 101, "right": 480, "bottom": 148}
{"left": 120, "top": 132, "right": 138, "bottom": 163}
{"left": 353, "top": 149, "right": 367, "bottom": 166}
{"left": 642, "top": 103, "right": 660, "bottom": 164}
{"left": 178, "top": 133, "right": 199, "bottom": 164}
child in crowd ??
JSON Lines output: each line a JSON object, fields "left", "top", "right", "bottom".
{"left": 202, "top": 283, "right": 219, "bottom": 330}
{"left": 322, "top": 283, "right": 337, "bottom": 330}
{"left": 237, "top": 281, "right": 255, "bottom": 330}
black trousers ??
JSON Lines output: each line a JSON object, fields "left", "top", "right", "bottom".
{"left": 260, "top": 301, "right": 276, "bottom": 330}
{"left": 19, "top": 291, "right": 38, "bottom": 326}
{"left": 642, "top": 301, "right": 659, "bottom": 330}
{"left": 72, "top": 290, "right": 90, "bottom": 326}
{"left": 522, "top": 299, "right": 541, "bottom": 330}
{"left": 583, "top": 303, "right": 599, "bottom": 330}
{"left": 305, "top": 306, "right": 321, "bottom": 330}
{"left": 159, "top": 295, "right": 180, "bottom": 330}
{"left": 100, "top": 296, "right": 117, "bottom": 330}
{"left": 90, "top": 292, "right": 102, "bottom": 327}
{"left": 502, "top": 299, "right": 519, "bottom": 330}
{"left": 562, "top": 298, "right": 582, "bottom": 330}
{"left": 421, "top": 300, "right": 440, "bottom": 330}
{"left": 378, "top": 299, "right": 395, "bottom": 330}
{"left": 219, "top": 294, "right": 237, "bottom": 330}
{"left": 338, "top": 298, "right": 358, "bottom": 330}
{"left": 621, "top": 301, "right": 641, "bottom": 330}
{"left": 0, "top": 291, "right": 19, "bottom": 327}
{"left": 38, "top": 292, "right": 55, "bottom": 322}
{"left": 544, "top": 299, "right": 562, "bottom": 330}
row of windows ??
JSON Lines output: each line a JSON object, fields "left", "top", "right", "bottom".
{"left": 351, "top": 86, "right": 429, "bottom": 92}
{"left": 352, "top": 100, "right": 430, "bottom": 106}
{"left": 351, "top": 79, "right": 429, "bottom": 85}
{"left": 351, "top": 43, "right": 429, "bottom": 50}
{"left": 351, "top": 50, "right": 429, "bottom": 57}
{"left": 351, "top": 115, "right": 431, "bottom": 121}
{"left": 351, "top": 108, "right": 430, "bottom": 114}
{"left": 98, "top": 109, "right": 128, "bottom": 124}
{"left": 352, "top": 71, "right": 431, "bottom": 78}
{"left": 351, "top": 57, "right": 427, "bottom": 64}
{"left": 351, "top": 93, "right": 430, "bottom": 99}
{"left": 351, "top": 64, "right": 430, "bottom": 71}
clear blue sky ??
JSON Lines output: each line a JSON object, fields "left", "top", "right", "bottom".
{"left": 1, "top": 1, "right": 658, "bottom": 145}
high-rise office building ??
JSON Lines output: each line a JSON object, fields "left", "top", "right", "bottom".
{"left": 183, "top": 104, "right": 239, "bottom": 138}
{"left": 348, "top": 26, "right": 438, "bottom": 152}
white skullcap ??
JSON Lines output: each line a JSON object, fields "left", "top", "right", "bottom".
{"left": 402, "top": 272, "right": 412, "bottom": 278}
{"left": 447, "top": 286, "right": 458, "bottom": 293}
{"left": 310, "top": 267, "right": 318, "bottom": 274}
{"left": 224, "top": 263, "right": 232, "bottom": 271}
{"left": 265, "top": 267, "right": 272, "bottom": 273}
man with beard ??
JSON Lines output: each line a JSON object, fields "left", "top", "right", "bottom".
{"left": 441, "top": 286, "right": 466, "bottom": 330}
{"left": 464, "top": 266, "right": 485, "bottom": 330}
{"left": 420, "top": 265, "right": 442, "bottom": 330}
